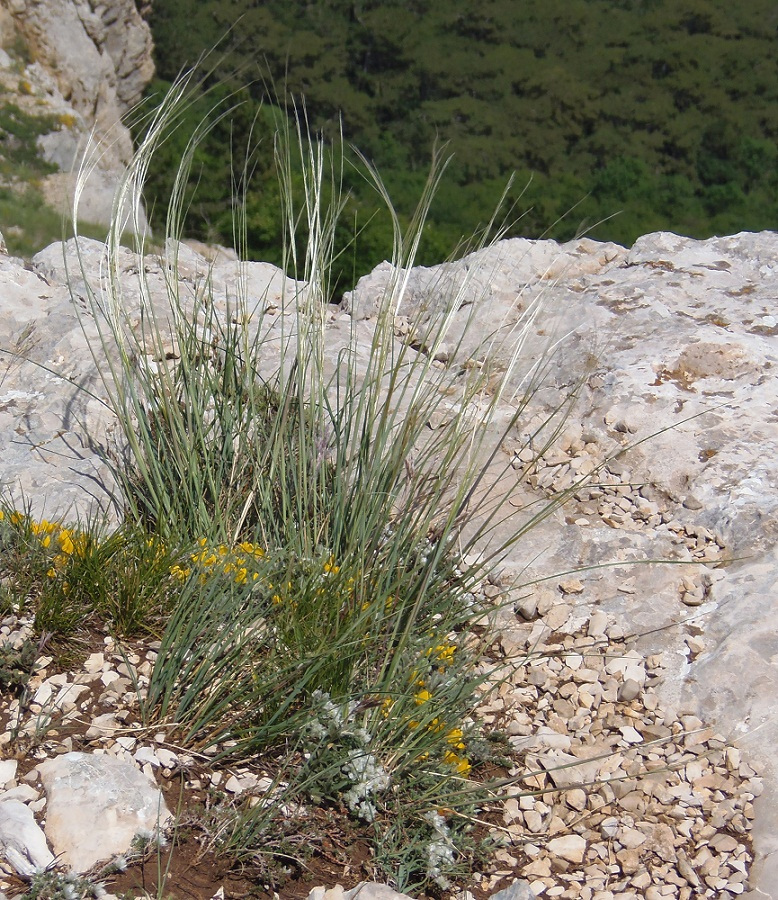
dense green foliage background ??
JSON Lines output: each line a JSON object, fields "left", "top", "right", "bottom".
{"left": 140, "top": 0, "right": 778, "bottom": 288}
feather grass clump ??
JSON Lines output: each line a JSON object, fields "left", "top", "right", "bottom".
{"left": 58, "top": 74, "right": 579, "bottom": 891}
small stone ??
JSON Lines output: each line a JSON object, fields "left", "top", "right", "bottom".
{"left": 134, "top": 747, "right": 160, "bottom": 768}
{"left": 0, "top": 800, "right": 55, "bottom": 875}
{"left": 0, "top": 761, "right": 17, "bottom": 788}
{"left": 536, "top": 592, "right": 555, "bottom": 616}
{"left": 618, "top": 679, "right": 641, "bottom": 702}
{"left": 709, "top": 833, "right": 738, "bottom": 853}
{"left": 617, "top": 827, "right": 646, "bottom": 849}
{"left": 726, "top": 747, "right": 741, "bottom": 770}
{"left": 32, "top": 682, "right": 53, "bottom": 707}
{"left": 343, "top": 884, "right": 416, "bottom": 900}
{"left": 517, "top": 597, "right": 539, "bottom": 621}
{"left": 559, "top": 579, "right": 584, "bottom": 595}
{"left": 543, "top": 448, "right": 572, "bottom": 467}
{"left": 523, "top": 810, "right": 544, "bottom": 833}
{"left": 0, "top": 785, "right": 39, "bottom": 804}
{"left": 573, "top": 668, "right": 600, "bottom": 684}
{"left": 619, "top": 726, "right": 643, "bottom": 744}
{"left": 489, "top": 880, "right": 537, "bottom": 900}
{"left": 544, "top": 605, "right": 571, "bottom": 630}
{"left": 155, "top": 748, "right": 178, "bottom": 769}
{"left": 587, "top": 611, "right": 609, "bottom": 638}
{"left": 682, "top": 588, "right": 705, "bottom": 607}
{"left": 546, "top": 834, "right": 587, "bottom": 864}
{"left": 224, "top": 775, "right": 244, "bottom": 794}
{"left": 564, "top": 789, "right": 587, "bottom": 812}
{"left": 84, "top": 652, "right": 105, "bottom": 674}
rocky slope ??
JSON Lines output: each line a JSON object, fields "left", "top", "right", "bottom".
{"left": 0, "top": 229, "right": 776, "bottom": 897}
{"left": 0, "top": 0, "right": 153, "bottom": 239}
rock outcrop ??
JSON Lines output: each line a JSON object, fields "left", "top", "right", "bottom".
{"left": 0, "top": 0, "right": 153, "bottom": 230}
{"left": 0, "top": 229, "right": 777, "bottom": 896}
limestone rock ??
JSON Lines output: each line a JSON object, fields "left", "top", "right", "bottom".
{"left": 489, "top": 881, "right": 537, "bottom": 900}
{"left": 38, "top": 751, "right": 171, "bottom": 873}
{"left": 545, "top": 834, "right": 587, "bottom": 864}
{"left": 3, "top": 0, "right": 152, "bottom": 124}
{"left": 308, "top": 886, "right": 417, "bottom": 900}
{"left": 0, "top": 760, "right": 17, "bottom": 787}
{"left": 344, "top": 885, "right": 417, "bottom": 900}
{"left": 0, "top": 799, "right": 55, "bottom": 876}
{"left": 0, "top": 0, "right": 154, "bottom": 231}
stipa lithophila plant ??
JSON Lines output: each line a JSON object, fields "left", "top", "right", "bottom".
{"left": 60, "top": 70, "right": 600, "bottom": 891}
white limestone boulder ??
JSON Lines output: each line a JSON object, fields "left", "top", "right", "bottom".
{"left": 38, "top": 751, "right": 171, "bottom": 873}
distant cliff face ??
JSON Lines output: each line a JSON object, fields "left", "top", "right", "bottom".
{"left": 0, "top": 0, "right": 154, "bottom": 239}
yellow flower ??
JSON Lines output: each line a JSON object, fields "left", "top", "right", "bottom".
{"left": 58, "top": 531, "right": 74, "bottom": 555}
{"left": 443, "top": 751, "right": 471, "bottom": 776}
{"left": 0, "top": 509, "right": 4, "bottom": 521}
{"left": 10, "top": 511, "right": 23, "bottom": 525}
{"left": 414, "top": 689, "right": 432, "bottom": 705}
{"left": 239, "top": 541, "right": 264, "bottom": 558}
{"left": 446, "top": 728, "right": 466, "bottom": 750}
{"left": 428, "top": 643, "right": 456, "bottom": 665}
{"left": 323, "top": 556, "right": 340, "bottom": 574}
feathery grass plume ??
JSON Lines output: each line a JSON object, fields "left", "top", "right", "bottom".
{"left": 66, "top": 72, "right": 586, "bottom": 890}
